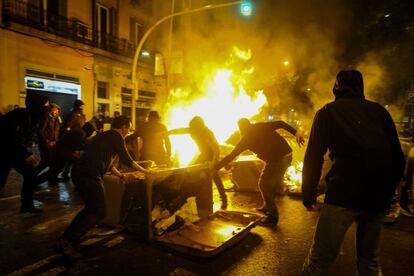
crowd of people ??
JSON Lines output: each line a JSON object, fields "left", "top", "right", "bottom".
{"left": 0, "top": 97, "right": 121, "bottom": 213}
{"left": 0, "top": 70, "right": 407, "bottom": 275}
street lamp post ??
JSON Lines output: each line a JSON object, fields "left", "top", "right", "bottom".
{"left": 131, "top": 0, "right": 244, "bottom": 128}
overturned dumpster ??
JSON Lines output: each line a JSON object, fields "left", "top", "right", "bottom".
{"left": 103, "top": 163, "right": 262, "bottom": 257}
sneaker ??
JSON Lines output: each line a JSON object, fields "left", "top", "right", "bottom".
{"left": 20, "top": 205, "right": 43, "bottom": 214}
{"left": 259, "top": 215, "right": 278, "bottom": 226}
{"left": 55, "top": 238, "right": 82, "bottom": 259}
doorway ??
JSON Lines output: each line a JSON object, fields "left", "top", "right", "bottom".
{"left": 26, "top": 89, "right": 77, "bottom": 120}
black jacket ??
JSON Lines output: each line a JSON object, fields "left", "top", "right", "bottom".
{"left": 37, "top": 114, "right": 60, "bottom": 145}
{"left": 0, "top": 109, "right": 34, "bottom": 161}
{"left": 0, "top": 94, "right": 49, "bottom": 161}
{"left": 72, "top": 130, "right": 134, "bottom": 179}
{"left": 302, "top": 70, "right": 405, "bottom": 212}
{"left": 216, "top": 121, "right": 297, "bottom": 168}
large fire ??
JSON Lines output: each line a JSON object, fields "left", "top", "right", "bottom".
{"left": 165, "top": 48, "right": 267, "bottom": 166}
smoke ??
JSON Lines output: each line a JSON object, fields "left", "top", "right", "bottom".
{"left": 157, "top": 0, "right": 404, "bottom": 129}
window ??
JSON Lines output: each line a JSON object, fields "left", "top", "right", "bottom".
{"left": 96, "top": 4, "right": 109, "bottom": 34}
{"left": 96, "top": 3, "right": 109, "bottom": 47}
{"left": 97, "top": 81, "right": 108, "bottom": 99}
{"left": 130, "top": 18, "right": 143, "bottom": 46}
{"left": 45, "top": 0, "right": 67, "bottom": 29}
{"left": 97, "top": 103, "right": 109, "bottom": 113}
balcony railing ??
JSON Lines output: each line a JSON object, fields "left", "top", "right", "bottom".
{"left": 2, "top": 0, "right": 138, "bottom": 58}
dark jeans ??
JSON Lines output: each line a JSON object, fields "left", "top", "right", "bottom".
{"left": 258, "top": 154, "right": 292, "bottom": 218}
{"left": 302, "top": 204, "right": 385, "bottom": 276}
{"left": 63, "top": 175, "right": 106, "bottom": 243}
{"left": 213, "top": 170, "right": 227, "bottom": 201}
{"left": 0, "top": 157, "right": 37, "bottom": 207}
{"left": 192, "top": 156, "right": 227, "bottom": 202}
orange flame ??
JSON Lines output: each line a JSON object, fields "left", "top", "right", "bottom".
{"left": 286, "top": 161, "right": 303, "bottom": 187}
{"left": 165, "top": 48, "right": 267, "bottom": 166}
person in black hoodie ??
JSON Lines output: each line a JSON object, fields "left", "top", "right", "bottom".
{"left": 301, "top": 70, "right": 405, "bottom": 275}
{"left": 169, "top": 116, "right": 228, "bottom": 209}
{"left": 0, "top": 93, "right": 49, "bottom": 213}
{"left": 215, "top": 118, "right": 304, "bottom": 225}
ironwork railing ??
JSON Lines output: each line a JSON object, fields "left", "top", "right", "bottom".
{"left": 2, "top": 0, "right": 137, "bottom": 58}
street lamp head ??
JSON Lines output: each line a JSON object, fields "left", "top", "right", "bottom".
{"left": 241, "top": 1, "right": 252, "bottom": 16}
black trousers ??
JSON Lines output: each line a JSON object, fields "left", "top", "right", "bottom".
{"left": 63, "top": 175, "right": 106, "bottom": 243}
{"left": 0, "top": 157, "right": 37, "bottom": 207}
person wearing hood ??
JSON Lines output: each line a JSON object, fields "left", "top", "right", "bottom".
{"left": 302, "top": 70, "right": 405, "bottom": 275}
{"left": 169, "top": 116, "right": 228, "bottom": 209}
{"left": 215, "top": 117, "right": 305, "bottom": 226}
{"left": 0, "top": 93, "right": 49, "bottom": 213}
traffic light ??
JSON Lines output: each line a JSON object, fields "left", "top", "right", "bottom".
{"left": 240, "top": 0, "right": 252, "bottom": 16}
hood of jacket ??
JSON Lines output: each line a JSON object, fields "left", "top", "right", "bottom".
{"left": 333, "top": 70, "right": 365, "bottom": 100}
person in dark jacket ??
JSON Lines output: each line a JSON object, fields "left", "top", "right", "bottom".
{"left": 63, "top": 99, "right": 86, "bottom": 132}
{"left": 215, "top": 118, "right": 304, "bottom": 225}
{"left": 0, "top": 93, "right": 49, "bottom": 213}
{"left": 301, "top": 70, "right": 405, "bottom": 275}
{"left": 36, "top": 103, "right": 61, "bottom": 175}
{"left": 36, "top": 122, "right": 96, "bottom": 185}
{"left": 126, "top": 110, "right": 171, "bottom": 166}
{"left": 55, "top": 115, "right": 152, "bottom": 259}
{"left": 61, "top": 99, "right": 86, "bottom": 179}
{"left": 169, "top": 116, "right": 228, "bottom": 209}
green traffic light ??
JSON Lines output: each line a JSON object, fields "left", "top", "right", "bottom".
{"left": 241, "top": 1, "right": 252, "bottom": 16}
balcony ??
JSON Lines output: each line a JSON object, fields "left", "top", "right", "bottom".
{"left": 2, "top": 0, "right": 138, "bottom": 59}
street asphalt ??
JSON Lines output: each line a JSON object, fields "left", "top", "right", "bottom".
{"left": 1, "top": 169, "right": 414, "bottom": 275}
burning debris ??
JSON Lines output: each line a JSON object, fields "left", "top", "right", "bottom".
{"left": 152, "top": 197, "right": 200, "bottom": 236}
{"left": 285, "top": 161, "right": 303, "bottom": 195}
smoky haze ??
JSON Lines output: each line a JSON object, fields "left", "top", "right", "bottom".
{"left": 157, "top": 0, "right": 404, "bottom": 127}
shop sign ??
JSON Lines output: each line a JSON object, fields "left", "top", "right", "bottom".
{"left": 25, "top": 76, "right": 81, "bottom": 95}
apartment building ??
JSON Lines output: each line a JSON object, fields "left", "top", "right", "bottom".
{"left": 0, "top": 0, "right": 168, "bottom": 124}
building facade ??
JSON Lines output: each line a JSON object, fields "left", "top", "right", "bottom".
{"left": 0, "top": 0, "right": 167, "bottom": 124}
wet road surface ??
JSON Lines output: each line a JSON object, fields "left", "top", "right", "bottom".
{"left": 1, "top": 170, "right": 414, "bottom": 275}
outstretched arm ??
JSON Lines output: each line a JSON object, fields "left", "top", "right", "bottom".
{"left": 168, "top": 127, "right": 189, "bottom": 135}
{"left": 215, "top": 141, "right": 246, "bottom": 170}
{"left": 269, "top": 120, "right": 297, "bottom": 135}
{"left": 269, "top": 120, "right": 305, "bottom": 147}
